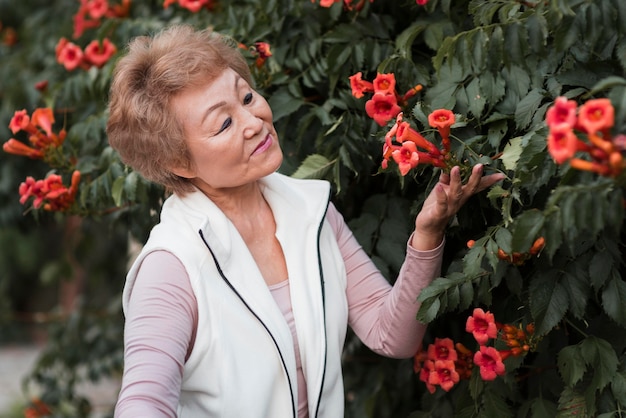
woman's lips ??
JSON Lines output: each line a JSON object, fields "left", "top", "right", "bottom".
{"left": 252, "top": 134, "right": 272, "bottom": 155}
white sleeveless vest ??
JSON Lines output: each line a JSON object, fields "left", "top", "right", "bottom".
{"left": 123, "top": 173, "right": 349, "bottom": 417}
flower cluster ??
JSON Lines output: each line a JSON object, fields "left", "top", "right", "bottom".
{"left": 19, "top": 171, "right": 81, "bottom": 212}
{"left": 499, "top": 323, "right": 537, "bottom": 359}
{"left": 381, "top": 110, "right": 455, "bottom": 175}
{"left": 349, "top": 72, "right": 422, "bottom": 126}
{"left": 73, "top": 0, "right": 131, "bottom": 38}
{"left": 413, "top": 337, "right": 470, "bottom": 393}
{"left": 239, "top": 42, "right": 273, "bottom": 68}
{"left": 24, "top": 398, "right": 52, "bottom": 418}
{"left": 55, "top": 37, "right": 117, "bottom": 71}
{"left": 0, "top": 21, "right": 17, "bottom": 46}
{"left": 315, "top": 0, "right": 371, "bottom": 11}
{"left": 3, "top": 108, "right": 66, "bottom": 160}
{"left": 468, "top": 236, "right": 545, "bottom": 266}
{"left": 414, "top": 308, "right": 538, "bottom": 393}
{"left": 316, "top": 0, "right": 427, "bottom": 10}
{"left": 4, "top": 108, "right": 82, "bottom": 212}
{"left": 163, "top": 0, "right": 216, "bottom": 12}
{"left": 546, "top": 97, "right": 625, "bottom": 178}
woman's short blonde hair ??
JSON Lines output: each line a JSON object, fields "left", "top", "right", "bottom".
{"left": 106, "top": 24, "right": 253, "bottom": 196}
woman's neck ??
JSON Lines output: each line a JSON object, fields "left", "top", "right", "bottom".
{"left": 197, "top": 180, "right": 273, "bottom": 235}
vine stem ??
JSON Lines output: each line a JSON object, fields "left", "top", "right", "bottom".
{"left": 564, "top": 317, "right": 589, "bottom": 338}
{"left": 448, "top": 133, "right": 512, "bottom": 180}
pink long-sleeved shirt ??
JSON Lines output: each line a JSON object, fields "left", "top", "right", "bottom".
{"left": 115, "top": 203, "right": 443, "bottom": 417}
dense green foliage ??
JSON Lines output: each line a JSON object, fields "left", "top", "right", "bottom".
{"left": 1, "top": 0, "right": 625, "bottom": 416}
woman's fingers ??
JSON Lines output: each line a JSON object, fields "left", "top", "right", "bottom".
{"left": 448, "top": 166, "right": 464, "bottom": 203}
{"left": 464, "top": 164, "right": 484, "bottom": 195}
{"left": 455, "top": 164, "right": 505, "bottom": 201}
{"left": 419, "top": 164, "right": 505, "bottom": 230}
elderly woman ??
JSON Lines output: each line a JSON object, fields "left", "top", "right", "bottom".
{"left": 107, "top": 25, "right": 503, "bottom": 418}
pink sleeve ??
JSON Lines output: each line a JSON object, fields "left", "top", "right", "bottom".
{"left": 327, "top": 204, "right": 443, "bottom": 359}
{"left": 115, "top": 250, "right": 197, "bottom": 418}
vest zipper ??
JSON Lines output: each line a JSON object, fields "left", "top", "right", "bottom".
{"left": 198, "top": 229, "right": 297, "bottom": 418}
{"left": 313, "top": 197, "right": 331, "bottom": 418}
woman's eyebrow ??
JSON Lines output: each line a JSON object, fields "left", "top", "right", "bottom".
{"left": 199, "top": 75, "right": 242, "bottom": 126}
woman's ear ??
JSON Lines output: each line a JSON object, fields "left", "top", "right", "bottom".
{"left": 168, "top": 159, "right": 196, "bottom": 179}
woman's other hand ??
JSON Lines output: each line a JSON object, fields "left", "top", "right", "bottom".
{"left": 411, "top": 164, "right": 505, "bottom": 250}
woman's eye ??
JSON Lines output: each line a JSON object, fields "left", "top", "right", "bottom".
{"left": 243, "top": 92, "right": 253, "bottom": 105}
{"left": 217, "top": 117, "right": 232, "bottom": 134}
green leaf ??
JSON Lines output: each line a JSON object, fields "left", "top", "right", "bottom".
{"left": 425, "top": 80, "right": 459, "bottom": 110}
{"left": 499, "top": 136, "right": 523, "bottom": 171}
{"left": 326, "top": 43, "right": 352, "bottom": 72}
{"left": 486, "top": 25, "right": 504, "bottom": 71}
{"left": 468, "top": 368, "right": 484, "bottom": 400}
{"left": 395, "top": 21, "right": 426, "bottom": 61}
{"left": 514, "top": 88, "right": 545, "bottom": 130}
{"left": 482, "top": 388, "right": 513, "bottom": 418}
{"left": 530, "top": 398, "right": 558, "bottom": 418}
{"left": 556, "top": 387, "right": 587, "bottom": 417}
{"left": 601, "top": 273, "right": 626, "bottom": 325}
{"left": 561, "top": 264, "right": 590, "bottom": 319}
{"left": 503, "top": 23, "right": 527, "bottom": 68}
{"left": 290, "top": 154, "right": 335, "bottom": 179}
{"left": 111, "top": 176, "right": 125, "bottom": 208}
{"left": 502, "top": 65, "right": 531, "bottom": 98}
{"left": 480, "top": 72, "right": 507, "bottom": 113}
{"left": 124, "top": 171, "right": 139, "bottom": 203}
{"left": 588, "top": 250, "right": 614, "bottom": 291}
{"left": 459, "top": 281, "right": 474, "bottom": 311}
{"left": 611, "top": 371, "right": 626, "bottom": 406}
{"left": 432, "top": 36, "right": 455, "bottom": 73}
{"left": 511, "top": 209, "right": 544, "bottom": 252}
{"left": 587, "top": 75, "right": 626, "bottom": 95}
{"left": 579, "top": 336, "right": 619, "bottom": 392}
{"left": 557, "top": 345, "right": 586, "bottom": 387}
{"left": 529, "top": 270, "right": 568, "bottom": 336}
{"left": 416, "top": 297, "right": 441, "bottom": 323}
{"left": 268, "top": 86, "right": 305, "bottom": 121}
{"left": 462, "top": 243, "right": 486, "bottom": 277}
{"left": 542, "top": 209, "right": 563, "bottom": 261}
{"left": 466, "top": 77, "right": 486, "bottom": 118}
{"left": 494, "top": 226, "right": 513, "bottom": 254}
{"left": 376, "top": 216, "right": 410, "bottom": 272}
{"left": 526, "top": 13, "right": 548, "bottom": 55}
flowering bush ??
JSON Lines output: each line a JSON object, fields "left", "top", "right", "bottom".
{"left": 1, "top": 0, "right": 625, "bottom": 417}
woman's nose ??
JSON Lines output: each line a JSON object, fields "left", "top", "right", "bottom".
{"left": 242, "top": 109, "right": 264, "bottom": 139}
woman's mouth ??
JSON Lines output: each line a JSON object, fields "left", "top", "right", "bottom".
{"left": 252, "top": 134, "right": 273, "bottom": 155}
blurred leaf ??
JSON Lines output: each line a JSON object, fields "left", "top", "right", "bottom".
{"left": 111, "top": 176, "right": 124, "bottom": 207}
{"left": 514, "top": 88, "right": 545, "bottom": 130}
{"left": 268, "top": 86, "right": 306, "bottom": 121}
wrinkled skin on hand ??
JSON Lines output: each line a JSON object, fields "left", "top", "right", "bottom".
{"left": 411, "top": 164, "right": 506, "bottom": 250}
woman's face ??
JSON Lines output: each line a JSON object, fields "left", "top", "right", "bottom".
{"left": 170, "top": 68, "right": 283, "bottom": 196}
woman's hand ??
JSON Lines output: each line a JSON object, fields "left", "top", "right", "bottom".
{"left": 411, "top": 164, "right": 506, "bottom": 251}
